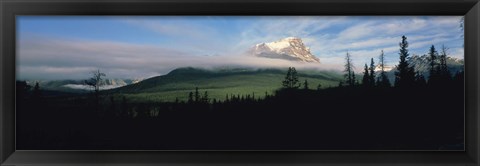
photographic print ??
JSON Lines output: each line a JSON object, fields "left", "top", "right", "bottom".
{"left": 16, "top": 16, "right": 465, "bottom": 150}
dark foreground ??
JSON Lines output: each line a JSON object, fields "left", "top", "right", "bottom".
{"left": 16, "top": 84, "right": 464, "bottom": 150}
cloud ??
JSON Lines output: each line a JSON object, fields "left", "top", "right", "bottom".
{"left": 17, "top": 36, "right": 339, "bottom": 80}
{"left": 17, "top": 16, "right": 464, "bottom": 80}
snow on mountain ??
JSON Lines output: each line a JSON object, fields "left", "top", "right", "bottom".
{"left": 250, "top": 37, "right": 320, "bottom": 63}
{"left": 374, "top": 65, "right": 394, "bottom": 72}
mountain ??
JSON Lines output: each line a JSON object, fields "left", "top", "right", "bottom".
{"left": 382, "top": 55, "right": 464, "bottom": 83}
{"left": 250, "top": 37, "right": 320, "bottom": 63}
{"left": 107, "top": 67, "right": 342, "bottom": 102}
{"left": 26, "top": 78, "right": 143, "bottom": 93}
{"left": 407, "top": 54, "right": 464, "bottom": 76}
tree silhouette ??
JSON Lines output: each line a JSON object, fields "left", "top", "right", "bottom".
{"left": 369, "top": 58, "right": 376, "bottom": 87}
{"left": 362, "top": 63, "right": 370, "bottom": 87}
{"left": 85, "top": 69, "right": 106, "bottom": 94}
{"left": 202, "top": 91, "right": 209, "bottom": 103}
{"left": 16, "top": 81, "right": 31, "bottom": 99}
{"left": 414, "top": 71, "right": 427, "bottom": 87}
{"left": 376, "top": 50, "right": 391, "bottom": 87}
{"left": 188, "top": 92, "right": 194, "bottom": 104}
{"left": 32, "top": 82, "right": 41, "bottom": 99}
{"left": 303, "top": 79, "right": 309, "bottom": 90}
{"left": 427, "top": 45, "right": 440, "bottom": 85}
{"left": 439, "top": 45, "right": 451, "bottom": 82}
{"left": 317, "top": 83, "right": 322, "bottom": 90}
{"left": 85, "top": 69, "right": 106, "bottom": 111}
{"left": 282, "top": 67, "right": 300, "bottom": 89}
{"left": 194, "top": 87, "right": 200, "bottom": 102}
{"left": 394, "top": 36, "right": 416, "bottom": 87}
{"left": 344, "top": 51, "right": 356, "bottom": 87}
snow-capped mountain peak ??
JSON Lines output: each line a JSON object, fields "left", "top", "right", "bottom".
{"left": 251, "top": 37, "right": 320, "bottom": 63}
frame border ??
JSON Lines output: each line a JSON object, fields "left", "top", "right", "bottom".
{"left": 1, "top": 0, "right": 479, "bottom": 165}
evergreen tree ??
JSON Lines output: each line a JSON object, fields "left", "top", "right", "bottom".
{"left": 352, "top": 71, "right": 358, "bottom": 86}
{"left": 188, "top": 91, "right": 194, "bottom": 104}
{"left": 415, "top": 71, "right": 427, "bottom": 87}
{"left": 427, "top": 45, "right": 440, "bottom": 85}
{"left": 369, "top": 58, "right": 376, "bottom": 86}
{"left": 16, "top": 81, "right": 31, "bottom": 99}
{"left": 344, "top": 51, "right": 356, "bottom": 87}
{"left": 32, "top": 82, "right": 41, "bottom": 99}
{"left": 394, "top": 36, "right": 416, "bottom": 87}
{"left": 202, "top": 91, "right": 209, "bottom": 103}
{"left": 377, "top": 50, "right": 391, "bottom": 87}
{"left": 303, "top": 79, "right": 309, "bottom": 90}
{"left": 439, "top": 45, "right": 451, "bottom": 82}
{"left": 428, "top": 45, "right": 438, "bottom": 75}
{"left": 362, "top": 63, "right": 370, "bottom": 87}
{"left": 194, "top": 87, "right": 200, "bottom": 102}
{"left": 282, "top": 67, "right": 300, "bottom": 89}
{"left": 225, "top": 94, "right": 230, "bottom": 102}
{"left": 317, "top": 83, "right": 322, "bottom": 90}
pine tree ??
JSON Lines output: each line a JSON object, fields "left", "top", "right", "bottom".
{"left": 282, "top": 67, "right": 300, "bottom": 89}
{"left": 394, "top": 36, "right": 416, "bottom": 87}
{"left": 377, "top": 50, "right": 391, "bottom": 87}
{"left": 194, "top": 87, "right": 200, "bottom": 102}
{"left": 362, "top": 63, "right": 370, "bottom": 87}
{"left": 369, "top": 58, "right": 376, "bottom": 87}
{"left": 427, "top": 45, "right": 440, "bottom": 85}
{"left": 415, "top": 71, "right": 427, "bottom": 87}
{"left": 225, "top": 94, "right": 230, "bottom": 102}
{"left": 439, "top": 45, "right": 450, "bottom": 82}
{"left": 202, "top": 91, "right": 209, "bottom": 103}
{"left": 282, "top": 67, "right": 292, "bottom": 88}
{"left": 32, "top": 82, "right": 41, "bottom": 98}
{"left": 344, "top": 51, "right": 356, "bottom": 87}
{"left": 352, "top": 71, "right": 358, "bottom": 86}
{"left": 188, "top": 91, "right": 194, "bottom": 104}
{"left": 303, "top": 79, "right": 309, "bottom": 90}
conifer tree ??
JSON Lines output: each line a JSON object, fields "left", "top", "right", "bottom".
{"left": 415, "top": 71, "right": 427, "bottom": 87}
{"left": 32, "top": 82, "right": 41, "bottom": 99}
{"left": 369, "top": 58, "right": 376, "bottom": 86}
{"left": 362, "top": 63, "right": 370, "bottom": 87}
{"left": 202, "top": 91, "right": 209, "bottom": 103}
{"left": 188, "top": 91, "right": 194, "bottom": 104}
{"left": 427, "top": 45, "right": 440, "bottom": 85}
{"left": 344, "top": 51, "right": 356, "bottom": 87}
{"left": 303, "top": 79, "right": 309, "bottom": 90}
{"left": 282, "top": 67, "right": 300, "bottom": 89}
{"left": 194, "top": 87, "right": 200, "bottom": 102}
{"left": 439, "top": 45, "right": 450, "bottom": 82}
{"left": 394, "top": 36, "right": 416, "bottom": 87}
{"left": 377, "top": 50, "right": 391, "bottom": 87}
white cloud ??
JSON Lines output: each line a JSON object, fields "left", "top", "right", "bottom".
{"left": 18, "top": 16, "right": 464, "bottom": 80}
{"left": 17, "top": 36, "right": 340, "bottom": 80}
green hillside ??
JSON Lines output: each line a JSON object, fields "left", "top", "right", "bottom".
{"left": 107, "top": 67, "right": 343, "bottom": 103}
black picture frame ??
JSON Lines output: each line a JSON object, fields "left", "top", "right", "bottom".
{"left": 1, "top": 0, "right": 479, "bottom": 165}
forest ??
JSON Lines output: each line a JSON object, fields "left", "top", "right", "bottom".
{"left": 16, "top": 35, "right": 464, "bottom": 150}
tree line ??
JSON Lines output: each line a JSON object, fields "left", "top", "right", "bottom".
{"left": 339, "top": 35, "right": 462, "bottom": 88}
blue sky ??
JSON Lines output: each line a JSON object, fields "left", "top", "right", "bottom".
{"left": 17, "top": 16, "right": 464, "bottom": 80}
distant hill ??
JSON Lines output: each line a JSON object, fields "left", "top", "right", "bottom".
{"left": 107, "top": 67, "right": 343, "bottom": 102}
{"left": 25, "top": 78, "right": 142, "bottom": 93}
